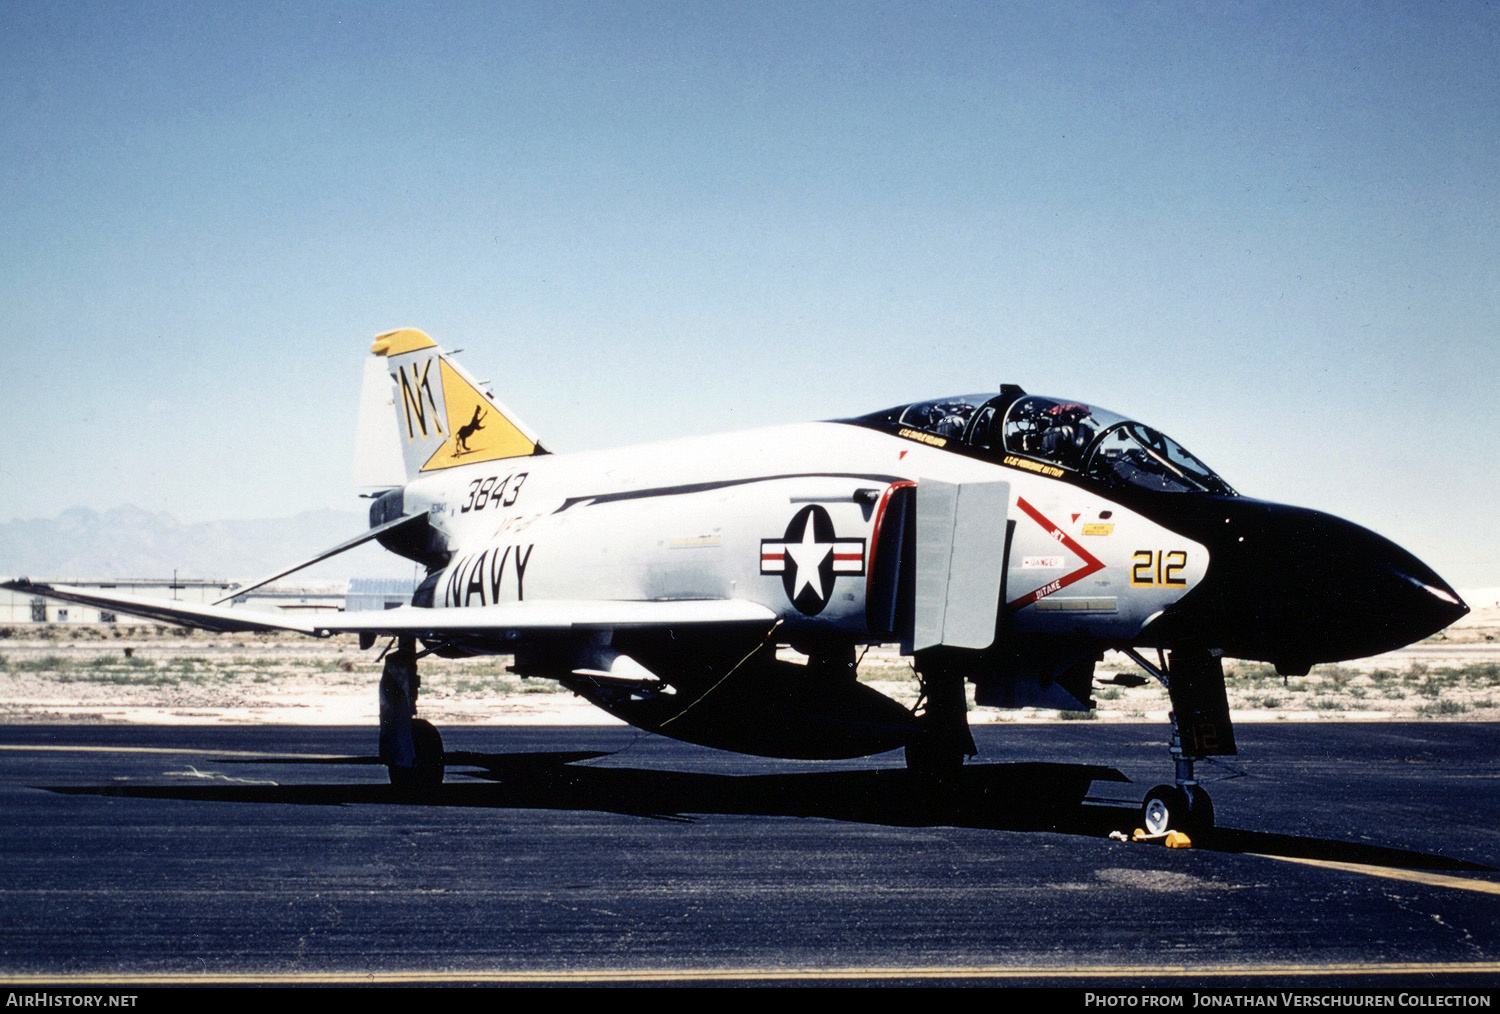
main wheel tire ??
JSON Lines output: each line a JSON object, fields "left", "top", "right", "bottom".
{"left": 389, "top": 718, "right": 445, "bottom": 799}
{"left": 1141, "top": 783, "right": 1214, "bottom": 836}
{"left": 904, "top": 735, "right": 966, "bottom": 778}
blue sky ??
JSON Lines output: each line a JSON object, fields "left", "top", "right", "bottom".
{"left": 2, "top": 1, "right": 1496, "bottom": 586}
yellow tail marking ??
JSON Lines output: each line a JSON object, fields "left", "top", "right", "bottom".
{"left": 395, "top": 356, "right": 444, "bottom": 442}
{"left": 419, "top": 358, "right": 535, "bottom": 470}
{"left": 372, "top": 328, "right": 438, "bottom": 357}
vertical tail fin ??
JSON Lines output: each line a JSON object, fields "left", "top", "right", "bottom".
{"left": 361, "top": 328, "right": 544, "bottom": 484}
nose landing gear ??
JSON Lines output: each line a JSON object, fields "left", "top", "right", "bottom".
{"left": 1142, "top": 782, "right": 1215, "bottom": 837}
{"left": 1121, "top": 646, "right": 1235, "bottom": 838}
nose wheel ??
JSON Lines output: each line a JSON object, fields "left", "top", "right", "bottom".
{"left": 1141, "top": 783, "right": 1214, "bottom": 837}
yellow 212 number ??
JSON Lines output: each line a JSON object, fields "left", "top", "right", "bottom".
{"left": 1131, "top": 549, "right": 1187, "bottom": 587}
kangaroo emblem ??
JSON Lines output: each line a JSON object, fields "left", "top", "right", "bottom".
{"left": 455, "top": 406, "right": 486, "bottom": 454}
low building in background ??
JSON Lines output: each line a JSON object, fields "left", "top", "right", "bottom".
{"left": 346, "top": 578, "right": 421, "bottom": 612}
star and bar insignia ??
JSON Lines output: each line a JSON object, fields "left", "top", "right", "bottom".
{"left": 760, "top": 504, "right": 866, "bottom": 615}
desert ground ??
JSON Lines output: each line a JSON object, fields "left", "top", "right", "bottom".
{"left": 1, "top": 594, "right": 1495, "bottom": 727}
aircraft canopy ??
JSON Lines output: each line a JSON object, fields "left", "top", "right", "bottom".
{"left": 852, "top": 391, "right": 1236, "bottom": 496}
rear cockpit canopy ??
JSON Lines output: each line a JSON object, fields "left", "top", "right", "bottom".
{"left": 847, "top": 389, "right": 1236, "bottom": 497}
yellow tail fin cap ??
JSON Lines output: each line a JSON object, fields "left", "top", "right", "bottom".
{"left": 372, "top": 329, "right": 437, "bottom": 357}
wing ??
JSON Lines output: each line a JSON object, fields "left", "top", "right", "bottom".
{"left": 316, "top": 599, "right": 777, "bottom": 636}
{"left": 2, "top": 579, "right": 324, "bottom": 634}
{"left": 0, "top": 515, "right": 438, "bottom": 633}
{"left": 3, "top": 578, "right": 776, "bottom": 638}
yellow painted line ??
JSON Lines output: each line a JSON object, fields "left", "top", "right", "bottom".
{"left": 0, "top": 744, "right": 346, "bottom": 760}
{"left": 1256, "top": 854, "right": 1500, "bottom": 896}
{"left": 4, "top": 962, "right": 1500, "bottom": 985}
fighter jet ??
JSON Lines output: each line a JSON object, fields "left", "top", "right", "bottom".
{"left": 7, "top": 328, "right": 1468, "bottom": 833}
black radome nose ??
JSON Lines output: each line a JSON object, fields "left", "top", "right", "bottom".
{"left": 1148, "top": 499, "right": 1468, "bottom": 670}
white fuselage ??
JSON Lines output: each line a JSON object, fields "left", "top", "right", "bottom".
{"left": 401, "top": 422, "right": 1207, "bottom": 645}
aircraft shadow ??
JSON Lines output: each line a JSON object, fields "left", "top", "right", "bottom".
{"left": 42, "top": 749, "right": 1492, "bottom": 873}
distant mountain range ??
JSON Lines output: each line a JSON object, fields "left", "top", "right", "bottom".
{"left": 0, "top": 506, "right": 421, "bottom": 581}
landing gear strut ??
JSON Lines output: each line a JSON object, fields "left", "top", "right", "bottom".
{"left": 1123, "top": 647, "right": 1234, "bottom": 837}
{"left": 379, "top": 637, "right": 444, "bottom": 798}
{"left": 904, "top": 652, "right": 977, "bottom": 777}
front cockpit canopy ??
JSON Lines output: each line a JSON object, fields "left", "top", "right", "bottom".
{"left": 857, "top": 391, "right": 1235, "bottom": 497}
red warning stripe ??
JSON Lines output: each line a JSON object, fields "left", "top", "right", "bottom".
{"left": 1005, "top": 497, "right": 1106, "bottom": 611}
{"left": 865, "top": 480, "right": 917, "bottom": 604}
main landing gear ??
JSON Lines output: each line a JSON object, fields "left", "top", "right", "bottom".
{"left": 1122, "top": 647, "right": 1235, "bottom": 838}
{"left": 379, "top": 637, "right": 445, "bottom": 799}
{"left": 904, "top": 652, "right": 977, "bottom": 777}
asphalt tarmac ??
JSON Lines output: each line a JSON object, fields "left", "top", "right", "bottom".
{"left": 1, "top": 722, "right": 1498, "bottom": 986}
